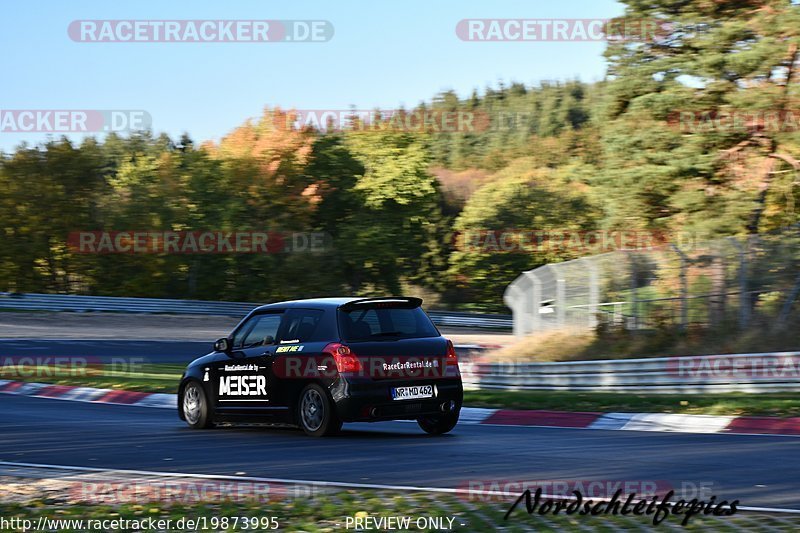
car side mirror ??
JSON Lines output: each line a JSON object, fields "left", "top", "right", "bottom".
{"left": 214, "top": 338, "right": 230, "bottom": 353}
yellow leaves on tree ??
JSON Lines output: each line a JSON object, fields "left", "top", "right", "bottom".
{"left": 202, "top": 108, "right": 318, "bottom": 226}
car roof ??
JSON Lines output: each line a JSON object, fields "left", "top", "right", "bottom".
{"left": 251, "top": 297, "right": 361, "bottom": 312}
{"left": 250, "top": 297, "right": 418, "bottom": 312}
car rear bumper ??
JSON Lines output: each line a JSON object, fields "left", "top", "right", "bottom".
{"left": 331, "top": 377, "right": 463, "bottom": 422}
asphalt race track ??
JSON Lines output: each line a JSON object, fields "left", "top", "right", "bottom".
{"left": 1, "top": 336, "right": 797, "bottom": 511}
{"left": 1, "top": 394, "right": 798, "bottom": 510}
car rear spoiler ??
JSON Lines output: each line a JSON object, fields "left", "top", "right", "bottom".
{"left": 339, "top": 297, "right": 423, "bottom": 311}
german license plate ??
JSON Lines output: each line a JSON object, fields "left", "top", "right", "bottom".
{"left": 391, "top": 385, "right": 434, "bottom": 401}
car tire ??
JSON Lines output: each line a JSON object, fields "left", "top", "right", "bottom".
{"left": 181, "top": 381, "right": 215, "bottom": 429}
{"left": 417, "top": 412, "right": 459, "bottom": 435}
{"left": 297, "top": 383, "right": 341, "bottom": 437}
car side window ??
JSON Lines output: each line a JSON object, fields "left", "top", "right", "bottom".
{"left": 280, "top": 309, "right": 324, "bottom": 343}
{"left": 240, "top": 314, "right": 283, "bottom": 348}
{"left": 230, "top": 317, "right": 257, "bottom": 350}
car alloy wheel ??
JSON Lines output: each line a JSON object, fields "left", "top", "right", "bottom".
{"left": 183, "top": 383, "right": 202, "bottom": 425}
{"left": 182, "top": 381, "right": 214, "bottom": 429}
{"left": 301, "top": 387, "right": 325, "bottom": 432}
{"left": 297, "top": 384, "right": 341, "bottom": 437}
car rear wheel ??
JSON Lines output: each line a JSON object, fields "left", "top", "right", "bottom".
{"left": 182, "top": 382, "right": 214, "bottom": 429}
{"left": 298, "top": 384, "right": 341, "bottom": 437}
{"left": 417, "top": 412, "right": 459, "bottom": 435}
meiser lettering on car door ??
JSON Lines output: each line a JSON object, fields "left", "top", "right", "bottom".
{"left": 213, "top": 310, "right": 286, "bottom": 418}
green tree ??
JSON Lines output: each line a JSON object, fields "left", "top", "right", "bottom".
{"left": 340, "top": 129, "right": 444, "bottom": 293}
{"left": 449, "top": 159, "right": 599, "bottom": 304}
{"left": 599, "top": 0, "right": 800, "bottom": 237}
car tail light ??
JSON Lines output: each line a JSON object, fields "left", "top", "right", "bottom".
{"left": 446, "top": 339, "right": 458, "bottom": 366}
{"left": 324, "top": 342, "right": 362, "bottom": 373}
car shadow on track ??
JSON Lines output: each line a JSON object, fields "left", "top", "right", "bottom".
{"left": 178, "top": 423, "right": 457, "bottom": 440}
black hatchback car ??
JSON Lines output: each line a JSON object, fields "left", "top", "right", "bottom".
{"left": 178, "top": 297, "right": 463, "bottom": 436}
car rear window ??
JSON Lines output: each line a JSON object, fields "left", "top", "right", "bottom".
{"left": 338, "top": 306, "right": 439, "bottom": 341}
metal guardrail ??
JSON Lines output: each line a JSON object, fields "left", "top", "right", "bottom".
{"left": 0, "top": 293, "right": 512, "bottom": 329}
{"left": 0, "top": 293, "right": 255, "bottom": 316}
{"left": 460, "top": 352, "right": 800, "bottom": 393}
{"left": 427, "top": 311, "right": 511, "bottom": 329}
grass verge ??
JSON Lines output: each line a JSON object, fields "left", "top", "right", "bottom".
{"left": 0, "top": 365, "right": 183, "bottom": 394}
{"left": 463, "top": 389, "right": 800, "bottom": 417}
{"left": 1, "top": 490, "right": 797, "bottom": 532}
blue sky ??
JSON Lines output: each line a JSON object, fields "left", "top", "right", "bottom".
{"left": 1, "top": 0, "right": 624, "bottom": 151}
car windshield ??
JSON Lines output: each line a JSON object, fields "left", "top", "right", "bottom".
{"left": 338, "top": 306, "right": 439, "bottom": 341}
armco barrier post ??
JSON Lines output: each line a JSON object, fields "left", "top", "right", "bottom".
{"left": 504, "top": 283, "right": 525, "bottom": 337}
{"left": 629, "top": 252, "right": 638, "bottom": 329}
{"left": 527, "top": 271, "right": 542, "bottom": 334}
{"left": 585, "top": 258, "right": 599, "bottom": 329}
{"left": 556, "top": 278, "right": 566, "bottom": 328}
{"left": 671, "top": 244, "right": 689, "bottom": 331}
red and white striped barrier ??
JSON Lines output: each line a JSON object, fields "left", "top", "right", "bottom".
{"left": 0, "top": 380, "right": 174, "bottom": 409}
{"left": 2, "top": 380, "right": 798, "bottom": 436}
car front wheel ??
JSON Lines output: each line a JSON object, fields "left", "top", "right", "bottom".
{"left": 298, "top": 384, "right": 341, "bottom": 437}
{"left": 182, "top": 381, "right": 214, "bottom": 429}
